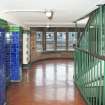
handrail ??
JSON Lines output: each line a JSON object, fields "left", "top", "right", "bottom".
{"left": 76, "top": 13, "right": 92, "bottom": 46}
{"left": 77, "top": 10, "right": 97, "bottom": 46}
{"left": 75, "top": 5, "right": 105, "bottom": 105}
{"left": 76, "top": 47, "right": 105, "bottom": 60}
{"left": 74, "top": 4, "right": 105, "bottom": 22}
{"left": 74, "top": 8, "right": 96, "bottom": 22}
{"left": 76, "top": 4, "right": 105, "bottom": 47}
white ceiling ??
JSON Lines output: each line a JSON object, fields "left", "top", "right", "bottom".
{"left": 0, "top": 0, "right": 105, "bottom": 28}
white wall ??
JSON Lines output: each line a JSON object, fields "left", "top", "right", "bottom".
{"left": 23, "top": 32, "right": 30, "bottom": 64}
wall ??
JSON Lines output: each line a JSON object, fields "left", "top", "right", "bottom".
{"left": 30, "top": 27, "right": 84, "bottom": 63}
{"left": 30, "top": 31, "right": 74, "bottom": 63}
{"left": 31, "top": 51, "right": 74, "bottom": 63}
{"left": 23, "top": 32, "right": 30, "bottom": 64}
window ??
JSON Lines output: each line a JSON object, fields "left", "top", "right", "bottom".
{"left": 68, "top": 32, "right": 77, "bottom": 51}
{"left": 35, "top": 31, "right": 78, "bottom": 52}
{"left": 46, "top": 32, "right": 55, "bottom": 51}
{"left": 57, "top": 32, "right": 66, "bottom": 51}
{"left": 36, "top": 32, "right": 43, "bottom": 52}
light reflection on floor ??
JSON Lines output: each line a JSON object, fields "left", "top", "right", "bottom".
{"left": 34, "top": 61, "right": 74, "bottom": 101}
{"left": 7, "top": 59, "right": 86, "bottom": 105}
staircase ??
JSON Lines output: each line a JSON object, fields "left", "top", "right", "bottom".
{"left": 74, "top": 4, "right": 105, "bottom": 105}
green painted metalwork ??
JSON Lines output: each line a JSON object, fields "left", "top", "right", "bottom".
{"left": 9, "top": 25, "right": 23, "bottom": 32}
{"left": 79, "top": 5, "right": 105, "bottom": 55}
{"left": 0, "top": 18, "right": 8, "bottom": 30}
{"left": 75, "top": 48, "right": 105, "bottom": 105}
{"left": 75, "top": 4, "right": 105, "bottom": 105}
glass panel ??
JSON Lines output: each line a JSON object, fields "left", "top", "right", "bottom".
{"left": 80, "top": 32, "right": 83, "bottom": 37}
{"left": 36, "top": 32, "right": 43, "bottom": 52}
{"left": 46, "top": 32, "right": 55, "bottom": 51}
{"left": 68, "top": 32, "right": 77, "bottom": 51}
{"left": 57, "top": 32, "right": 66, "bottom": 51}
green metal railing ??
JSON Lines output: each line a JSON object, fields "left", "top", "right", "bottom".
{"left": 74, "top": 4, "right": 105, "bottom": 105}
{"left": 74, "top": 48, "right": 105, "bottom": 105}
{"left": 79, "top": 4, "right": 105, "bottom": 55}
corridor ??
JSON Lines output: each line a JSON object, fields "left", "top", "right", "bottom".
{"left": 7, "top": 60, "right": 86, "bottom": 105}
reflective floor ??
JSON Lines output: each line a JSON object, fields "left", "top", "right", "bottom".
{"left": 7, "top": 59, "right": 86, "bottom": 105}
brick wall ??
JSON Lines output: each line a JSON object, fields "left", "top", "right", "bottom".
{"left": 30, "top": 32, "right": 74, "bottom": 63}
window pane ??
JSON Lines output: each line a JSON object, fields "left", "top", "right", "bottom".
{"left": 57, "top": 32, "right": 66, "bottom": 51}
{"left": 68, "top": 32, "right": 77, "bottom": 51}
{"left": 36, "top": 32, "right": 43, "bottom": 52}
{"left": 46, "top": 32, "right": 55, "bottom": 51}
{"left": 80, "top": 32, "right": 83, "bottom": 37}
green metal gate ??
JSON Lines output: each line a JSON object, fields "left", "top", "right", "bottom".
{"left": 74, "top": 4, "right": 105, "bottom": 105}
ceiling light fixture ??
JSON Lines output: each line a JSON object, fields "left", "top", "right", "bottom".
{"left": 3, "top": 9, "right": 54, "bottom": 20}
{"left": 45, "top": 11, "right": 53, "bottom": 20}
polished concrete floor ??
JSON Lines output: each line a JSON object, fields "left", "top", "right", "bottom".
{"left": 7, "top": 59, "right": 86, "bottom": 105}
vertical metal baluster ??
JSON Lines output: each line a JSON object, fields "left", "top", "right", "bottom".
{"left": 86, "top": 53, "right": 88, "bottom": 101}
{"left": 88, "top": 54, "right": 91, "bottom": 104}
{"left": 93, "top": 57, "right": 95, "bottom": 105}
{"left": 103, "top": 61, "right": 105, "bottom": 105}
{"left": 90, "top": 55, "right": 92, "bottom": 105}
{"left": 91, "top": 56, "right": 93, "bottom": 105}
{"left": 87, "top": 53, "right": 90, "bottom": 103}
{"left": 99, "top": 60, "right": 102, "bottom": 105}
{"left": 96, "top": 59, "right": 98, "bottom": 105}
{"left": 84, "top": 52, "right": 85, "bottom": 96}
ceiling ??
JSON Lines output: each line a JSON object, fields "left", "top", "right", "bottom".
{"left": 0, "top": 0, "right": 104, "bottom": 29}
